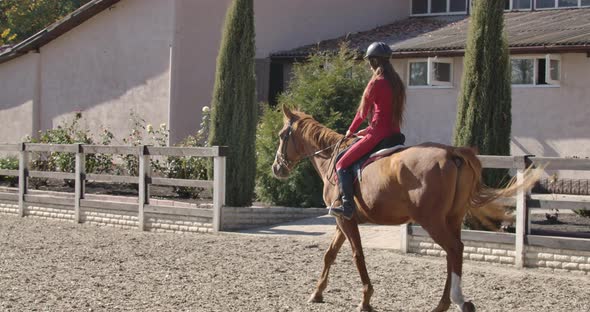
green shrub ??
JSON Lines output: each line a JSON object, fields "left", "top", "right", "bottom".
{"left": 167, "top": 135, "right": 209, "bottom": 198}
{"left": 573, "top": 208, "right": 590, "bottom": 218}
{"left": 26, "top": 112, "right": 98, "bottom": 187}
{"left": 0, "top": 156, "right": 18, "bottom": 186}
{"left": 208, "top": 0, "right": 257, "bottom": 207}
{"left": 453, "top": 0, "right": 511, "bottom": 188}
{"left": 118, "top": 111, "right": 169, "bottom": 177}
{"left": 255, "top": 44, "right": 371, "bottom": 207}
{"left": 166, "top": 107, "right": 211, "bottom": 198}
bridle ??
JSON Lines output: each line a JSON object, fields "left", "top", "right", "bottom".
{"left": 275, "top": 119, "right": 295, "bottom": 171}
{"left": 275, "top": 118, "right": 344, "bottom": 174}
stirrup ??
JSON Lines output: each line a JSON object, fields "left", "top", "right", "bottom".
{"left": 328, "top": 205, "right": 353, "bottom": 220}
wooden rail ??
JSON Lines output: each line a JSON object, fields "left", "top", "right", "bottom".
{"left": 400, "top": 154, "right": 590, "bottom": 268}
{"left": 0, "top": 143, "right": 227, "bottom": 232}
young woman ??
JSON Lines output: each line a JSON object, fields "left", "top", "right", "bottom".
{"left": 329, "top": 41, "right": 406, "bottom": 220}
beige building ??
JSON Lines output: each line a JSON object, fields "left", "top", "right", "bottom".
{"left": 273, "top": 2, "right": 590, "bottom": 179}
{"left": 2, "top": 0, "right": 589, "bottom": 178}
{"left": 0, "top": 0, "right": 407, "bottom": 144}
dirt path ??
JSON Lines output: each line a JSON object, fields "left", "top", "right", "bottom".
{"left": 0, "top": 215, "right": 588, "bottom": 312}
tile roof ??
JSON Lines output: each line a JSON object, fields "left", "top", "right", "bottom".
{"left": 271, "top": 8, "right": 590, "bottom": 59}
{"left": 0, "top": 0, "right": 120, "bottom": 65}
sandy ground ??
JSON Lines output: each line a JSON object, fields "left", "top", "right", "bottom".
{"left": 1, "top": 215, "right": 589, "bottom": 312}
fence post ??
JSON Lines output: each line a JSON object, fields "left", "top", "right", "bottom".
{"left": 74, "top": 144, "right": 85, "bottom": 223}
{"left": 213, "top": 147, "right": 227, "bottom": 232}
{"left": 524, "top": 155, "right": 534, "bottom": 235}
{"left": 138, "top": 145, "right": 150, "bottom": 231}
{"left": 514, "top": 155, "right": 527, "bottom": 269}
{"left": 400, "top": 224, "right": 409, "bottom": 253}
{"left": 18, "top": 142, "right": 28, "bottom": 217}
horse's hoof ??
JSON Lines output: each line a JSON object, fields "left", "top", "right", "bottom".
{"left": 357, "top": 304, "right": 373, "bottom": 312}
{"left": 308, "top": 293, "right": 323, "bottom": 303}
{"left": 431, "top": 302, "right": 451, "bottom": 312}
{"left": 462, "top": 301, "right": 476, "bottom": 312}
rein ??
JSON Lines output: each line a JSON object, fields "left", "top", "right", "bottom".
{"left": 276, "top": 118, "right": 346, "bottom": 184}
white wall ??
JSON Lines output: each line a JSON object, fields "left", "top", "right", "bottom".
{"left": 0, "top": 52, "right": 39, "bottom": 143}
{"left": 169, "top": 0, "right": 231, "bottom": 143}
{"left": 169, "top": 0, "right": 409, "bottom": 143}
{"left": 254, "top": 0, "right": 409, "bottom": 57}
{"left": 395, "top": 53, "right": 590, "bottom": 179}
{"left": 1, "top": 0, "right": 410, "bottom": 145}
{"left": 393, "top": 58, "right": 463, "bottom": 146}
{"left": 39, "top": 0, "right": 174, "bottom": 143}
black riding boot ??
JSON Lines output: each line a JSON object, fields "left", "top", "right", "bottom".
{"left": 328, "top": 168, "right": 355, "bottom": 220}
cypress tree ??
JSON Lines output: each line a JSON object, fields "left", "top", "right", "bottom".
{"left": 208, "top": 0, "right": 257, "bottom": 206}
{"left": 454, "top": 0, "right": 512, "bottom": 187}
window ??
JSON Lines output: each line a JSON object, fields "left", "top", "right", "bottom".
{"left": 514, "top": 0, "right": 532, "bottom": 9}
{"left": 408, "top": 57, "right": 453, "bottom": 87}
{"left": 536, "top": 0, "right": 555, "bottom": 8}
{"left": 558, "top": 0, "right": 578, "bottom": 7}
{"left": 504, "top": 0, "right": 532, "bottom": 10}
{"left": 411, "top": 0, "right": 468, "bottom": 15}
{"left": 547, "top": 54, "right": 561, "bottom": 84}
{"left": 511, "top": 55, "right": 560, "bottom": 86}
{"left": 409, "top": 61, "right": 428, "bottom": 86}
{"left": 535, "top": 0, "right": 590, "bottom": 8}
{"left": 412, "top": 0, "right": 428, "bottom": 14}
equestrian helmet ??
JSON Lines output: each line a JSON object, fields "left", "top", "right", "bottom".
{"left": 364, "top": 42, "right": 392, "bottom": 59}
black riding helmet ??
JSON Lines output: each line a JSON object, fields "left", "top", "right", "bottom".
{"left": 364, "top": 42, "right": 392, "bottom": 59}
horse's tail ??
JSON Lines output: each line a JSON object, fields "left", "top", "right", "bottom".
{"left": 452, "top": 147, "right": 541, "bottom": 230}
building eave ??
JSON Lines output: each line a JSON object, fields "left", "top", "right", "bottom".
{"left": 0, "top": 0, "right": 121, "bottom": 65}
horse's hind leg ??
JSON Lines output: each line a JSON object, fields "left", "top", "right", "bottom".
{"left": 424, "top": 222, "right": 475, "bottom": 312}
{"left": 309, "top": 226, "right": 346, "bottom": 303}
{"left": 430, "top": 222, "right": 461, "bottom": 312}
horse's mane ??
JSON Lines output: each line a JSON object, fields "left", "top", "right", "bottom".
{"left": 290, "top": 111, "right": 345, "bottom": 150}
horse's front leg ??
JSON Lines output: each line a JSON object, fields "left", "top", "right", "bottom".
{"left": 309, "top": 226, "right": 346, "bottom": 303}
{"left": 337, "top": 219, "right": 374, "bottom": 312}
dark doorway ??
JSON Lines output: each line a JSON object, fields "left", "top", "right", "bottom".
{"left": 268, "top": 62, "right": 284, "bottom": 106}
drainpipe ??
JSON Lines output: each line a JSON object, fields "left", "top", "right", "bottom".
{"left": 31, "top": 50, "right": 41, "bottom": 139}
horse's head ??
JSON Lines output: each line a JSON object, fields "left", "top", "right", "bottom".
{"left": 272, "top": 105, "right": 304, "bottom": 179}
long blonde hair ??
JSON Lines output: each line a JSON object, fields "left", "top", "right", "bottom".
{"left": 358, "top": 57, "right": 406, "bottom": 128}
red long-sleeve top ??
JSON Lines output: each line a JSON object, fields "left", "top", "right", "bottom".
{"left": 348, "top": 75, "right": 399, "bottom": 139}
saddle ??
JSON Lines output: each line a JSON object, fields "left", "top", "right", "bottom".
{"left": 335, "top": 132, "right": 406, "bottom": 183}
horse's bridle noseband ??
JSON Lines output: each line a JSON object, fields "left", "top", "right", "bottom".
{"left": 275, "top": 119, "right": 294, "bottom": 171}
{"left": 275, "top": 118, "right": 344, "bottom": 173}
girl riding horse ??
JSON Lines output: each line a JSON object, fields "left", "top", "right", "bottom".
{"left": 329, "top": 42, "right": 406, "bottom": 220}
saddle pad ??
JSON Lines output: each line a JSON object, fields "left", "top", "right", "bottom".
{"left": 355, "top": 144, "right": 406, "bottom": 182}
{"left": 369, "top": 144, "right": 405, "bottom": 158}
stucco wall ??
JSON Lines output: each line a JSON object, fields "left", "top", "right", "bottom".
{"left": 2, "top": 0, "right": 412, "bottom": 146}
{"left": 393, "top": 58, "right": 463, "bottom": 146}
{"left": 0, "top": 52, "right": 39, "bottom": 144}
{"left": 510, "top": 53, "right": 590, "bottom": 180}
{"left": 394, "top": 53, "right": 590, "bottom": 178}
{"left": 254, "top": 0, "right": 410, "bottom": 58}
{"left": 169, "top": 0, "right": 409, "bottom": 143}
{"left": 39, "top": 0, "right": 174, "bottom": 142}
{"left": 169, "top": 0, "right": 231, "bottom": 143}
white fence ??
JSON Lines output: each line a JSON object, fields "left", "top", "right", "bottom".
{"left": 401, "top": 155, "right": 590, "bottom": 273}
{"left": 0, "top": 143, "right": 226, "bottom": 232}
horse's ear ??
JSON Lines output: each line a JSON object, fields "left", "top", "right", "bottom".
{"left": 281, "top": 104, "right": 295, "bottom": 119}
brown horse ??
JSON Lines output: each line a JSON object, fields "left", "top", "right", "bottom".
{"left": 272, "top": 106, "right": 538, "bottom": 312}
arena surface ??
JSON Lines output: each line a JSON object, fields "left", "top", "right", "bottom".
{"left": 1, "top": 215, "right": 588, "bottom": 312}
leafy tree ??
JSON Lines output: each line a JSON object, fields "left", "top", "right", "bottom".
{"left": 0, "top": 0, "right": 91, "bottom": 45}
{"left": 208, "top": 0, "right": 257, "bottom": 207}
{"left": 256, "top": 45, "right": 371, "bottom": 207}
{"left": 453, "top": 0, "right": 512, "bottom": 188}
